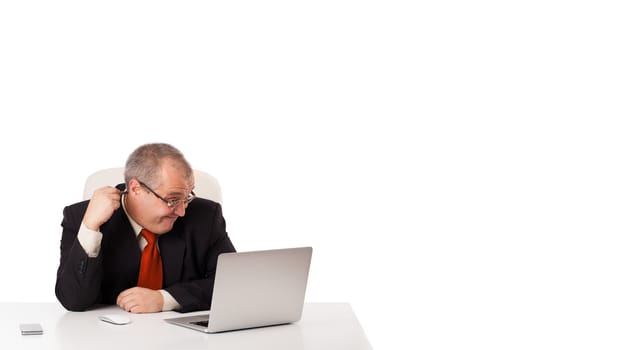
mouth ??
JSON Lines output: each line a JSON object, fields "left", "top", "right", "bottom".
{"left": 160, "top": 215, "right": 178, "bottom": 226}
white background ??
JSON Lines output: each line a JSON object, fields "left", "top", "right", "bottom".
{"left": 1, "top": 1, "right": 623, "bottom": 349}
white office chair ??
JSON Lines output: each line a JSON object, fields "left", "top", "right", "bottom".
{"left": 83, "top": 167, "right": 223, "bottom": 203}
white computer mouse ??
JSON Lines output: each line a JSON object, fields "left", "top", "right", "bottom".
{"left": 98, "top": 313, "right": 131, "bottom": 325}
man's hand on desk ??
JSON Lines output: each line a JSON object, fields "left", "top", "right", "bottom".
{"left": 116, "top": 287, "right": 164, "bottom": 313}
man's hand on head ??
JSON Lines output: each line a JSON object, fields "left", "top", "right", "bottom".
{"left": 83, "top": 186, "right": 122, "bottom": 231}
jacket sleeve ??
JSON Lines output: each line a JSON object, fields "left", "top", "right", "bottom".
{"left": 164, "top": 202, "right": 236, "bottom": 312}
{"left": 55, "top": 203, "right": 104, "bottom": 311}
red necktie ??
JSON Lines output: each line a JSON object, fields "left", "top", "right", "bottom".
{"left": 137, "top": 229, "right": 163, "bottom": 290}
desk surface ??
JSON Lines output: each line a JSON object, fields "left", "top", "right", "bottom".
{"left": 0, "top": 302, "right": 371, "bottom": 350}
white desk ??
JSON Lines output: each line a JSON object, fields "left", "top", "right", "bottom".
{"left": 0, "top": 302, "right": 372, "bottom": 350}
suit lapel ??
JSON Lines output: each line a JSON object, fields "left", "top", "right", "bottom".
{"left": 158, "top": 230, "right": 185, "bottom": 287}
{"left": 100, "top": 207, "right": 142, "bottom": 286}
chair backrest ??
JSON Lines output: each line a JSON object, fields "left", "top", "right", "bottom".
{"left": 83, "top": 167, "right": 222, "bottom": 203}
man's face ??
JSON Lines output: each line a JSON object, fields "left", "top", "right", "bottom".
{"left": 131, "top": 161, "right": 195, "bottom": 234}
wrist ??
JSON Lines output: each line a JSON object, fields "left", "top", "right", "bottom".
{"left": 82, "top": 219, "right": 101, "bottom": 232}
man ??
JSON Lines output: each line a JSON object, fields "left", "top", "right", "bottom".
{"left": 55, "top": 143, "right": 236, "bottom": 313}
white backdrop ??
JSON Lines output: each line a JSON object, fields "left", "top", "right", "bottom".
{"left": 1, "top": 1, "right": 624, "bottom": 349}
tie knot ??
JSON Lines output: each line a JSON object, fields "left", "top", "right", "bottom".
{"left": 141, "top": 229, "right": 157, "bottom": 245}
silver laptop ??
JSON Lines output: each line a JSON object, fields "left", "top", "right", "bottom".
{"left": 164, "top": 247, "right": 313, "bottom": 333}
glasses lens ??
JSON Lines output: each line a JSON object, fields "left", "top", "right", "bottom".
{"left": 167, "top": 192, "right": 195, "bottom": 208}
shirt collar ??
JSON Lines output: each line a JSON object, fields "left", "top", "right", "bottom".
{"left": 121, "top": 193, "right": 142, "bottom": 240}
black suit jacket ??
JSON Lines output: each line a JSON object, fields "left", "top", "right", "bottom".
{"left": 55, "top": 190, "right": 236, "bottom": 313}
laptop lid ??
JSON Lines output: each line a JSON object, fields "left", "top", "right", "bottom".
{"left": 165, "top": 247, "right": 313, "bottom": 333}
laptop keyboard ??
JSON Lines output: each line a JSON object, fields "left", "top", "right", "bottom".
{"left": 191, "top": 315, "right": 210, "bottom": 328}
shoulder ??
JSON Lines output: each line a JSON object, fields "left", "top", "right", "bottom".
{"left": 62, "top": 199, "right": 90, "bottom": 219}
{"left": 173, "top": 197, "right": 225, "bottom": 231}
{"left": 184, "top": 197, "right": 222, "bottom": 215}
{"left": 60, "top": 200, "right": 92, "bottom": 232}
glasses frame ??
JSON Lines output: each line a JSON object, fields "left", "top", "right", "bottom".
{"left": 137, "top": 180, "right": 196, "bottom": 209}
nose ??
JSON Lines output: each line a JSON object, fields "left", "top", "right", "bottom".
{"left": 173, "top": 203, "right": 186, "bottom": 217}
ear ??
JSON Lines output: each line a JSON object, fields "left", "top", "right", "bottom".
{"left": 127, "top": 178, "right": 142, "bottom": 196}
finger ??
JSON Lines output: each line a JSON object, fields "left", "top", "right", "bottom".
{"left": 117, "top": 288, "right": 135, "bottom": 304}
{"left": 118, "top": 296, "right": 136, "bottom": 312}
{"left": 116, "top": 299, "right": 126, "bottom": 311}
{"left": 110, "top": 197, "right": 121, "bottom": 209}
{"left": 107, "top": 192, "right": 122, "bottom": 201}
{"left": 118, "top": 301, "right": 129, "bottom": 312}
{"left": 117, "top": 290, "right": 128, "bottom": 303}
{"left": 123, "top": 302, "right": 136, "bottom": 313}
{"left": 94, "top": 186, "right": 117, "bottom": 196}
{"left": 95, "top": 188, "right": 120, "bottom": 202}
{"left": 116, "top": 294, "right": 127, "bottom": 309}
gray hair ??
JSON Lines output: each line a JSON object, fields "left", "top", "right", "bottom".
{"left": 124, "top": 143, "right": 193, "bottom": 188}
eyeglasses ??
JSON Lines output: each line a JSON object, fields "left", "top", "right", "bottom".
{"left": 138, "top": 180, "right": 196, "bottom": 209}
